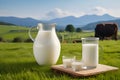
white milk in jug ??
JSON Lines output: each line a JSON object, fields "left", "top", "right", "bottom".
{"left": 29, "top": 23, "right": 61, "bottom": 65}
{"left": 33, "top": 31, "right": 60, "bottom": 65}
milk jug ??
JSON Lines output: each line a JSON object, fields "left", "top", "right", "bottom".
{"left": 29, "top": 23, "right": 61, "bottom": 65}
{"left": 81, "top": 37, "right": 99, "bottom": 69}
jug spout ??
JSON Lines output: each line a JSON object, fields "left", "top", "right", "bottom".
{"left": 37, "top": 23, "right": 43, "bottom": 31}
{"left": 38, "top": 23, "right": 56, "bottom": 31}
{"left": 51, "top": 23, "right": 56, "bottom": 31}
{"left": 28, "top": 23, "right": 57, "bottom": 42}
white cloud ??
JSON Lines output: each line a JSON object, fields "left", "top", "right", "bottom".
{"left": 46, "top": 8, "right": 68, "bottom": 18}
{"left": 90, "top": 6, "right": 108, "bottom": 15}
{"left": 41, "top": 7, "right": 118, "bottom": 20}
{"left": 104, "top": 8, "right": 120, "bottom": 18}
{"left": 42, "top": 8, "right": 85, "bottom": 20}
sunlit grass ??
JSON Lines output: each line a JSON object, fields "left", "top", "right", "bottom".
{"left": 0, "top": 41, "right": 120, "bottom": 80}
{"left": 0, "top": 25, "right": 120, "bottom": 79}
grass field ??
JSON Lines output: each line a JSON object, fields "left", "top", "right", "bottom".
{"left": 0, "top": 25, "right": 29, "bottom": 40}
{"left": 0, "top": 25, "right": 95, "bottom": 42}
{"left": 1, "top": 24, "right": 120, "bottom": 43}
{"left": 0, "top": 25, "right": 120, "bottom": 80}
{"left": 0, "top": 41, "right": 120, "bottom": 80}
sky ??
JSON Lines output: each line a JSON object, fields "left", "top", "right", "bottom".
{"left": 0, "top": 0, "right": 120, "bottom": 20}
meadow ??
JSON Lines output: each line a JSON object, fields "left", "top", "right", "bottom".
{"left": 0, "top": 25, "right": 120, "bottom": 80}
{"left": 0, "top": 25, "right": 29, "bottom": 41}
{"left": 0, "top": 42, "right": 120, "bottom": 80}
{"left": 0, "top": 25, "right": 120, "bottom": 42}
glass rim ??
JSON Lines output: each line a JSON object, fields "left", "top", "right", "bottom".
{"left": 81, "top": 37, "right": 99, "bottom": 40}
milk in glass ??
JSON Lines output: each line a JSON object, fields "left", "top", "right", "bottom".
{"left": 62, "top": 56, "right": 76, "bottom": 68}
{"left": 82, "top": 38, "right": 99, "bottom": 69}
{"left": 72, "top": 61, "right": 83, "bottom": 71}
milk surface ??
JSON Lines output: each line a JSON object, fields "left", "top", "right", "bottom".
{"left": 33, "top": 31, "right": 60, "bottom": 65}
{"left": 82, "top": 44, "right": 98, "bottom": 68}
{"left": 72, "top": 62, "right": 83, "bottom": 71}
{"left": 63, "top": 59, "right": 72, "bottom": 68}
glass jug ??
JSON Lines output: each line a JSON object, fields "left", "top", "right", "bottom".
{"left": 81, "top": 37, "right": 99, "bottom": 69}
{"left": 29, "top": 23, "right": 61, "bottom": 65}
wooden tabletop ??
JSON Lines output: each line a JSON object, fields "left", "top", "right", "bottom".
{"left": 51, "top": 64, "right": 119, "bottom": 77}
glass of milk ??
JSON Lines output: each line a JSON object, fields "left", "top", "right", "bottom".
{"left": 72, "top": 60, "right": 83, "bottom": 71}
{"left": 81, "top": 37, "right": 99, "bottom": 69}
{"left": 62, "top": 56, "right": 76, "bottom": 68}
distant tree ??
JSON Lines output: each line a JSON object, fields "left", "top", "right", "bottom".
{"left": 0, "top": 21, "right": 15, "bottom": 25}
{"left": 76, "top": 28, "right": 82, "bottom": 32}
{"left": 0, "top": 37, "right": 4, "bottom": 42}
{"left": 12, "top": 37, "right": 23, "bottom": 42}
{"left": 59, "top": 29, "right": 65, "bottom": 32}
{"left": 65, "top": 24, "right": 75, "bottom": 32}
{"left": 24, "top": 38, "right": 33, "bottom": 42}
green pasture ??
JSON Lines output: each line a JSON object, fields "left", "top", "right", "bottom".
{"left": 0, "top": 25, "right": 120, "bottom": 80}
{"left": 0, "top": 25, "right": 94, "bottom": 42}
{"left": 1, "top": 24, "right": 120, "bottom": 43}
{"left": 0, "top": 25, "right": 28, "bottom": 40}
{"left": 0, "top": 41, "right": 120, "bottom": 80}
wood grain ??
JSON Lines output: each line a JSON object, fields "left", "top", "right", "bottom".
{"left": 51, "top": 64, "right": 119, "bottom": 77}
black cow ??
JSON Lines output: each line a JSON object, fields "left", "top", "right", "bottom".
{"left": 95, "top": 23, "right": 118, "bottom": 40}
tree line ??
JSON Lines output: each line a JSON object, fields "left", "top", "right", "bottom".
{"left": 0, "top": 36, "right": 32, "bottom": 43}
{"left": 65, "top": 24, "right": 82, "bottom": 32}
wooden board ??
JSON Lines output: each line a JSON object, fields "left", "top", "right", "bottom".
{"left": 51, "top": 64, "right": 119, "bottom": 77}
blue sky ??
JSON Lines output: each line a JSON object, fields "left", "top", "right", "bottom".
{"left": 0, "top": 0, "right": 120, "bottom": 20}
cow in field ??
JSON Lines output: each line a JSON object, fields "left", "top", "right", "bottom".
{"left": 95, "top": 23, "right": 118, "bottom": 40}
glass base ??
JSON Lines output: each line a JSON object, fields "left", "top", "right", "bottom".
{"left": 82, "top": 66, "right": 97, "bottom": 70}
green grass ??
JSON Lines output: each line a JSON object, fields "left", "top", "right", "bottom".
{"left": 1, "top": 24, "right": 120, "bottom": 43}
{"left": 0, "top": 25, "right": 120, "bottom": 79}
{"left": 0, "top": 25, "right": 96, "bottom": 43}
{"left": 0, "top": 25, "right": 29, "bottom": 40}
{"left": 0, "top": 25, "right": 94, "bottom": 42}
{"left": 0, "top": 41, "right": 120, "bottom": 80}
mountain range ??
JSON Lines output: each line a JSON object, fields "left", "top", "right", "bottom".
{"left": 0, "top": 14, "right": 119, "bottom": 30}
{"left": 49, "top": 14, "right": 116, "bottom": 26}
{"left": 81, "top": 18, "right": 120, "bottom": 30}
{"left": 0, "top": 16, "right": 41, "bottom": 27}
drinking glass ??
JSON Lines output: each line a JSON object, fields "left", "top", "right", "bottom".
{"left": 62, "top": 56, "right": 76, "bottom": 68}
{"left": 72, "top": 60, "right": 83, "bottom": 71}
{"left": 81, "top": 37, "right": 99, "bottom": 69}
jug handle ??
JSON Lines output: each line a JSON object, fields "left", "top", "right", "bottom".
{"left": 28, "top": 26, "right": 35, "bottom": 42}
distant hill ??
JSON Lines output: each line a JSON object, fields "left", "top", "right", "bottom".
{"left": 49, "top": 14, "right": 116, "bottom": 26}
{"left": 0, "top": 14, "right": 118, "bottom": 30}
{"left": 0, "top": 16, "right": 42, "bottom": 27}
{"left": 0, "top": 21, "right": 15, "bottom": 25}
{"left": 81, "top": 19, "right": 120, "bottom": 30}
